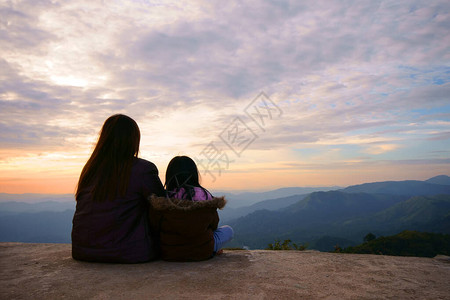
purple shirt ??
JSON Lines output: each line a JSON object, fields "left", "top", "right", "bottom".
{"left": 170, "top": 187, "right": 213, "bottom": 201}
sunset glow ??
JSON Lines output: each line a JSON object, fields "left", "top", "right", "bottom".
{"left": 1, "top": 0, "right": 449, "bottom": 194}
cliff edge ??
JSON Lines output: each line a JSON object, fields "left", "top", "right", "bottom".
{"left": 1, "top": 243, "right": 449, "bottom": 299}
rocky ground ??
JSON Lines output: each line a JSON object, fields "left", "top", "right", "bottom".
{"left": 0, "top": 243, "right": 449, "bottom": 299}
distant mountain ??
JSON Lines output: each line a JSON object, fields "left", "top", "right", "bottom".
{"left": 219, "top": 194, "right": 309, "bottom": 223}
{"left": 215, "top": 186, "right": 341, "bottom": 208}
{"left": 220, "top": 177, "right": 450, "bottom": 224}
{"left": 342, "top": 194, "right": 450, "bottom": 234}
{"left": 228, "top": 191, "right": 450, "bottom": 249}
{"left": 2, "top": 176, "right": 449, "bottom": 247}
{"left": 0, "top": 210, "right": 73, "bottom": 243}
{"left": 0, "top": 201, "right": 75, "bottom": 216}
{"left": 285, "top": 191, "right": 407, "bottom": 219}
{"left": 425, "top": 175, "right": 450, "bottom": 186}
{"left": 247, "top": 194, "right": 309, "bottom": 211}
{"left": 228, "top": 191, "right": 408, "bottom": 249}
{"left": 341, "top": 180, "right": 450, "bottom": 196}
{"left": 0, "top": 196, "right": 75, "bottom": 242}
{"left": 0, "top": 193, "right": 74, "bottom": 203}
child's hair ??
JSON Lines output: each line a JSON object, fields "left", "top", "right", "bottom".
{"left": 165, "top": 156, "right": 211, "bottom": 200}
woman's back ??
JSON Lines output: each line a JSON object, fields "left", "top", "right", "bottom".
{"left": 72, "top": 158, "right": 164, "bottom": 263}
{"left": 72, "top": 115, "right": 165, "bottom": 263}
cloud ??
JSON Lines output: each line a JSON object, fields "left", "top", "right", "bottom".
{"left": 0, "top": 3, "right": 58, "bottom": 53}
{"left": 364, "top": 143, "right": 401, "bottom": 155}
{"left": 427, "top": 131, "right": 450, "bottom": 141}
{"left": 0, "top": 0, "right": 449, "bottom": 190}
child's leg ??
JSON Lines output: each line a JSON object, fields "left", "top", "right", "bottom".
{"left": 213, "top": 225, "right": 234, "bottom": 253}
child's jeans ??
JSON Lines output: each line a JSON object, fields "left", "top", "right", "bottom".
{"left": 213, "top": 225, "right": 234, "bottom": 252}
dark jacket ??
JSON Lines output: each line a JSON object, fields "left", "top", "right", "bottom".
{"left": 148, "top": 195, "right": 227, "bottom": 261}
{"left": 72, "top": 158, "right": 164, "bottom": 263}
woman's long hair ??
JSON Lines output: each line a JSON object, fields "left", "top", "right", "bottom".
{"left": 165, "top": 156, "right": 210, "bottom": 200}
{"left": 76, "top": 114, "right": 140, "bottom": 202}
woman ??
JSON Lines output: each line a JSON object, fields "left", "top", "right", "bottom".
{"left": 72, "top": 114, "right": 164, "bottom": 263}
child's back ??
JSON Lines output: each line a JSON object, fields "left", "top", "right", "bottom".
{"left": 148, "top": 155, "right": 233, "bottom": 261}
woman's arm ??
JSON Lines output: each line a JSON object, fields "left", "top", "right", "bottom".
{"left": 141, "top": 161, "right": 165, "bottom": 197}
{"left": 148, "top": 205, "right": 162, "bottom": 236}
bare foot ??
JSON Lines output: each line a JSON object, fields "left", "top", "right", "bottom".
{"left": 216, "top": 249, "right": 224, "bottom": 255}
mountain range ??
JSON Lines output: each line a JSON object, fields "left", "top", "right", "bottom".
{"left": 227, "top": 175, "right": 450, "bottom": 250}
{"left": 214, "top": 186, "right": 341, "bottom": 208}
{"left": 1, "top": 175, "right": 449, "bottom": 250}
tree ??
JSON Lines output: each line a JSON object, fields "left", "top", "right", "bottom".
{"left": 364, "top": 233, "right": 376, "bottom": 243}
{"left": 266, "top": 239, "right": 308, "bottom": 250}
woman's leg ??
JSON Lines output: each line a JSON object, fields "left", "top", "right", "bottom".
{"left": 213, "top": 225, "right": 234, "bottom": 253}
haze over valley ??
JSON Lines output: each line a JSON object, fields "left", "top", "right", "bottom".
{"left": 1, "top": 175, "right": 449, "bottom": 251}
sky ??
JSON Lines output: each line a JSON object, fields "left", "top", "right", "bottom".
{"left": 0, "top": 0, "right": 449, "bottom": 194}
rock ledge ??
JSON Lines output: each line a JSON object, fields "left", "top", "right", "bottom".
{"left": 1, "top": 243, "right": 449, "bottom": 299}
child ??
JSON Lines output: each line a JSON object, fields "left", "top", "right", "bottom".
{"left": 148, "top": 156, "right": 234, "bottom": 261}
